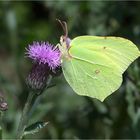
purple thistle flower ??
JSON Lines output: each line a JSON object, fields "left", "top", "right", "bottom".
{"left": 26, "top": 42, "right": 61, "bottom": 70}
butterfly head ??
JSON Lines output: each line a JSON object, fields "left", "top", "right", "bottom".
{"left": 56, "top": 19, "right": 71, "bottom": 48}
{"left": 57, "top": 19, "right": 72, "bottom": 59}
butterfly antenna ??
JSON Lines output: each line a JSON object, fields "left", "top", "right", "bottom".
{"left": 63, "top": 21, "right": 68, "bottom": 38}
{"left": 56, "top": 19, "right": 68, "bottom": 38}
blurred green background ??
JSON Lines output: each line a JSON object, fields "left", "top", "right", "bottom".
{"left": 0, "top": 1, "right": 140, "bottom": 139}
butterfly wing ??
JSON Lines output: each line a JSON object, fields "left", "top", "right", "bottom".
{"left": 62, "top": 36, "right": 140, "bottom": 101}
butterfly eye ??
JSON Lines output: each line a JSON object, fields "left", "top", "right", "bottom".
{"left": 66, "top": 37, "right": 71, "bottom": 49}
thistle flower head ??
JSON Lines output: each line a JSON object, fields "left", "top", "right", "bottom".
{"left": 26, "top": 42, "right": 61, "bottom": 70}
{"left": 26, "top": 63, "right": 50, "bottom": 91}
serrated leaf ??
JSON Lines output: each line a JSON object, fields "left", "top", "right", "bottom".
{"left": 23, "top": 121, "right": 49, "bottom": 136}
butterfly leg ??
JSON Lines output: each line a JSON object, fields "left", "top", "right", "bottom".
{"left": 54, "top": 43, "right": 60, "bottom": 49}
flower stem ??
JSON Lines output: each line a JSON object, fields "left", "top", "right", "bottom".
{"left": 16, "top": 75, "right": 52, "bottom": 139}
{"left": 16, "top": 92, "right": 38, "bottom": 139}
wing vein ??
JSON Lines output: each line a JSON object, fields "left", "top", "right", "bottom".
{"left": 73, "top": 56, "right": 111, "bottom": 68}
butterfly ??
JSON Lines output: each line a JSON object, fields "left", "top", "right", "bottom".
{"left": 57, "top": 20, "right": 140, "bottom": 101}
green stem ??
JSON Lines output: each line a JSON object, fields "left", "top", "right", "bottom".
{"left": 16, "top": 75, "right": 52, "bottom": 139}
{"left": 16, "top": 92, "right": 38, "bottom": 139}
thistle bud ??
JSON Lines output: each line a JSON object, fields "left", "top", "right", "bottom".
{"left": 0, "top": 91, "right": 8, "bottom": 111}
{"left": 26, "top": 63, "right": 50, "bottom": 91}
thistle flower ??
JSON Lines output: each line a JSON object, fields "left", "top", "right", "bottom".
{"left": 26, "top": 42, "right": 61, "bottom": 70}
{"left": 25, "top": 41, "right": 61, "bottom": 91}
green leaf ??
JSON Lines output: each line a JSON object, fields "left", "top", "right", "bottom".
{"left": 61, "top": 36, "right": 140, "bottom": 101}
{"left": 23, "top": 121, "right": 49, "bottom": 136}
